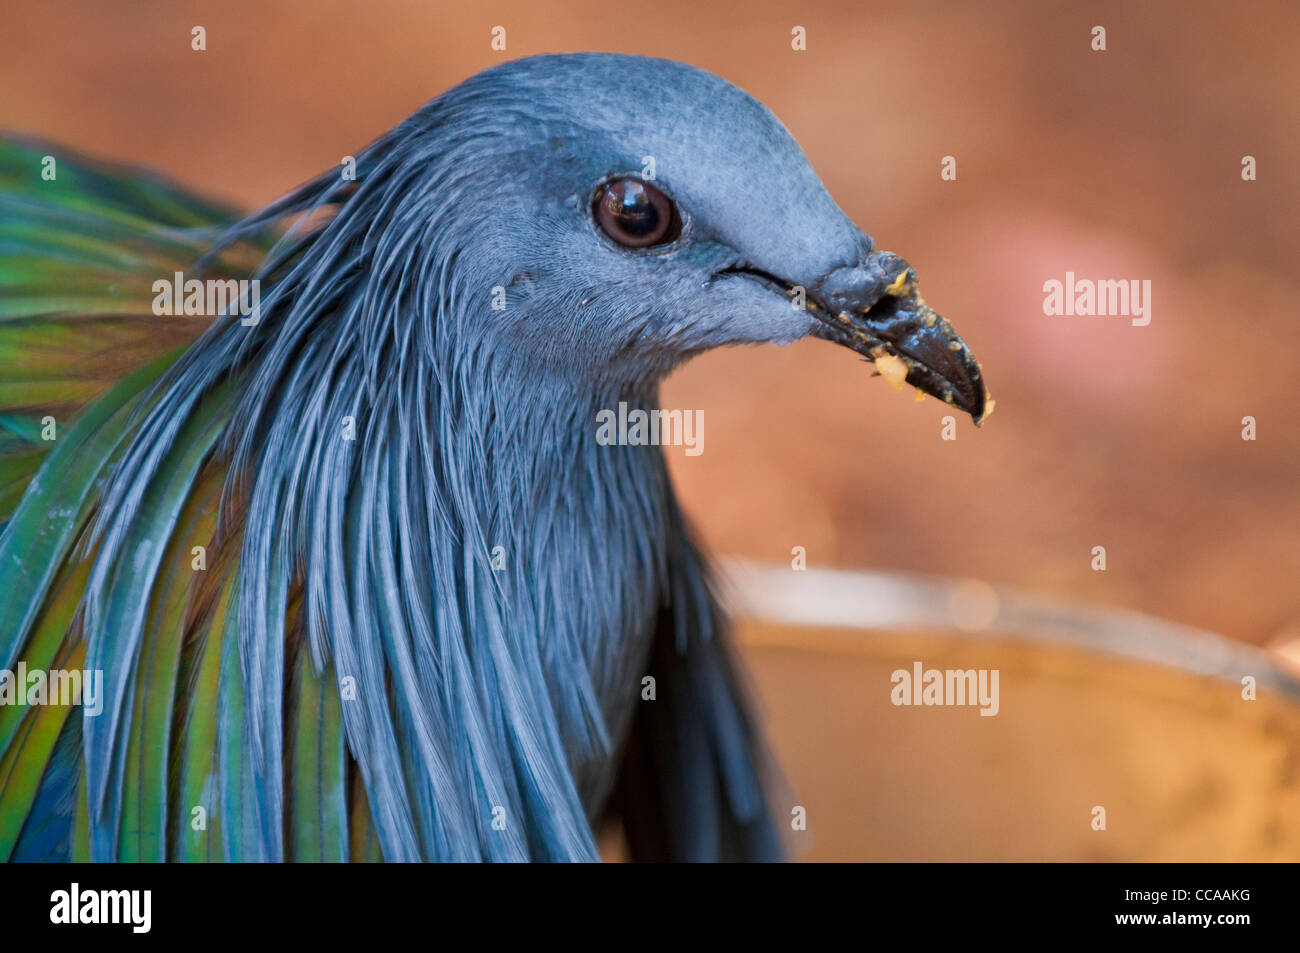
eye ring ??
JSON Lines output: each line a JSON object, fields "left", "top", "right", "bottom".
{"left": 592, "top": 177, "right": 682, "bottom": 250}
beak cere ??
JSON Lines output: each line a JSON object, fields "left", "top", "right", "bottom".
{"left": 807, "top": 252, "right": 990, "bottom": 424}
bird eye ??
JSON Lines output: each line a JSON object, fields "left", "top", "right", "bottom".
{"left": 593, "top": 178, "right": 681, "bottom": 249}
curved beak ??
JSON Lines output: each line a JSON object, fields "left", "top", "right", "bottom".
{"left": 806, "top": 252, "right": 990, "bottom": 425}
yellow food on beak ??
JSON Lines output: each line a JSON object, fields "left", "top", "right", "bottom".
{"left": 873, "top": 351, "right": 909, "bottom": 391}
{"left": 885, "top": 269, "right": 910, "bottom": 297}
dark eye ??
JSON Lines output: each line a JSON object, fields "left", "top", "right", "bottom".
{"left": 593, "top": 177, "right": 681, "bottom": 249}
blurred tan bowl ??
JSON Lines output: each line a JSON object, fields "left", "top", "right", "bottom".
{"left": 723, "top": 560, "right": 1300, "bottom": 862}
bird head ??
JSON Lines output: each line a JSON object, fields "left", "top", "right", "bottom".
{"left": 387, "top": 52, "right": 987, "bottom": 422}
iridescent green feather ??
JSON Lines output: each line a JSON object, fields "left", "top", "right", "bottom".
{"left": 0, "top": 136, "right": 353, "bottom": 862}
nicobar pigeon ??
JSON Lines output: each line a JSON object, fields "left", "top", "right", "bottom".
{"left": 0, "top": 53, "right": 987, "bottom": 862}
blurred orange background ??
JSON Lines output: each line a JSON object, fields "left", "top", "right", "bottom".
{"left": 4, "top": 0, "right": 1298, "bottom": 859}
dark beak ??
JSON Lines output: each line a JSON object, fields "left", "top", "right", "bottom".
{"left": 806, "top": 252, "right": 990, "bottom": 424}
